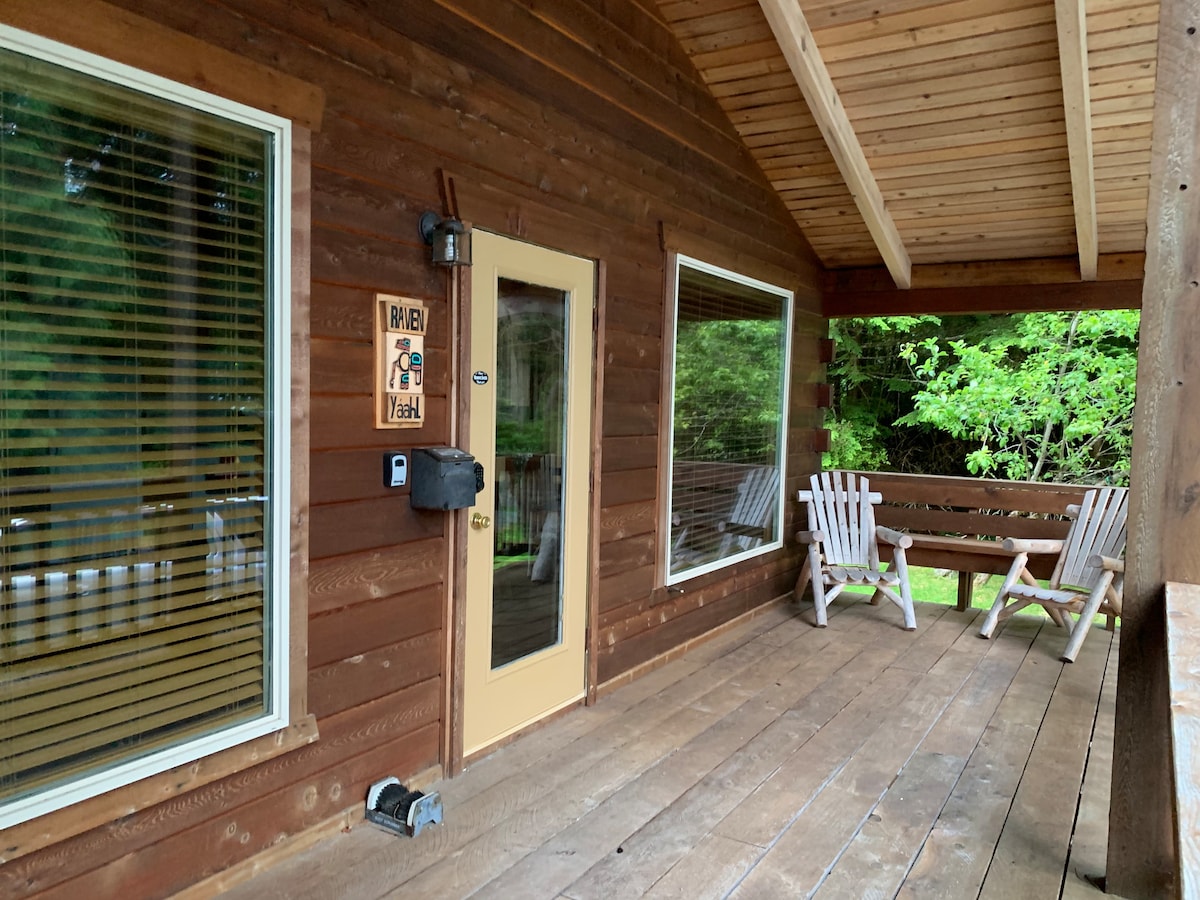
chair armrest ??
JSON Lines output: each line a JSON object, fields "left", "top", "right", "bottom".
{"left": 876, "top": 525, "right": 913, "bottom": 549}
{"left": 1001, "top": 538, "right": 1064, "bottom": 554}
{"left": 1089, "top": 554, "right": 1125, "bottom": 573}
{"left": 795, "top": 529, "right": 825, "bottom": 544}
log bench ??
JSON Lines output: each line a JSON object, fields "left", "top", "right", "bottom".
{"left": 851, "top": 471, "right": 1089, "bottom": 610}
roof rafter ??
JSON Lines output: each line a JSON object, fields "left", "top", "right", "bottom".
{"left": 1055, "top": 0, "right": 1099, "bottom": 280}
{"left": 756, "top": 0, "right": 912, "bottom": 289}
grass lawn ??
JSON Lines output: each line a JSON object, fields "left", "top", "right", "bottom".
{"left": 839, "top": 565, "right": 1111, "bottom": 627}
{"left": 838, "top": 565, "right": 1053, "bottom": 619}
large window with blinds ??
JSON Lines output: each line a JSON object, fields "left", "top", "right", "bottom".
{"left": 0, "top": 32, "right": 290, "bottom": 827}
{"left": 667, "top": 256, "right": 791, "bottom": 583}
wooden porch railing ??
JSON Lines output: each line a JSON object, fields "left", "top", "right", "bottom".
{"left": 1165, "top": 581, "right": 1200, "bottom": 898}
{"left": 852, "top": 471, "right": 1089, "bottom": 608}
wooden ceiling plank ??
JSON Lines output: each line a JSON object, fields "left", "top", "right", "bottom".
{"left": 1056, "top": 0, "right": 1099, "bottom": 279}
{"left": 756, "top": 0, "right": 911, "bottom": 287}
{"left": 724, "top": 86, "right": 804, "bottom": 110}
{"left": 742, "top": 126, "right": 821, "bottom": 146}
{"left": 1087, "top": 22, "right": 1158, "bottom": 51}
{"left": 830, "top": 38, "right": 1058, "bottom": 92}
{"left": 1088, "top": 41, "right": 1159, "bottom": 69}
{"left": 709, "top": 71, "right": 798, "bottom": 98}
{"left": 1092, "top": 93, "right": 1157, "bottom": 116}
{"left": 864, "top": 123, "right": 1068, "bottom": 158}
{"left": 813, "top": 0, "right": 1054, "bottom": 53}
{"left": 807, "top": 216, "right": 1079, "bottom": 242}
{"left": 890, "top": 205, "right": 1085, "bottom": 230}
{"left": 1089, "top": 56, "right": 1159, "bottom": 81}
{"left": 679, "top": 21, "right": 774, "bottom": 55}
{"left": 843, "top": 73, "right": 1068, "bottom": 124}
{"left": 878, "top": 171, "right": 1075, "bottom": 201}
{"left": 818, "top": 6, "right": 1056, "bottom": 65}
{"left": 1090, "top": 75, "right": 1158, "bottom": 99}
{"left": 1085, "top": 3, "right": 1160, "bottom": 32}
{"left": 689, "top": 37, "right": 790, "bottom": 71}
{"left": 826, "top": 22, "right": 1060, "bottom": 82}
{"left": 658, "top": 0, "right": 751, "bottom": 25}
{"left": 854, "top": 91, "right": 1070, "bottom": 136}
{"left": 670, "top": 6, "right": 764, "bottom": 40}
{"left": 1084, "top": 0, "right": 1157, "bottom": 14}
{"left": 839, "top": 59, "right": 1063, "bottom": 110}
{"left": 801, "top": 0, "right": 951, "bottom": 31}
{"left": 886, "top": 191, "right": 1075, "bottom": 217}
{"left": 703, "top": 56, "right": 793, "bottom": 85}
{"left": 875, "top": 147, "right": 1070, "bottom": 181}
{"left": 867, "top": 134, "right": 1068, "bottom": 168}
{"left": 1093, "top": 109, "right": 1157, "bottom": 131}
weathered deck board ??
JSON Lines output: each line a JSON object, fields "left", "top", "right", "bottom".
{"left": 813, "top": 615, "right": 1042, "bottom": 898}
{"left": 978, "top": 619, "right": 1112, "bottom": 899}
{"left": 549, "top": 608, "right": 952, "bottom": 899}
{"left": 217, "top": 600, "right": 1116, "bottom": 900}
{"left": 896, "top": 621, "right": 1078, "bottom": 899}
{"left": 1061, "top": 633, "right": 1119, "bottom": 899}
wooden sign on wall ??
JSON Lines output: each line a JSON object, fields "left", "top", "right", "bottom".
{"left": 375, "top": 293, "right": 428, "bottom": 429}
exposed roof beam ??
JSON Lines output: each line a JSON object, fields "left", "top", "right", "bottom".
{"left": 1055, "top": 0, "right": 1099, "bottom": 280}
{"left": 824, "top": 279, "right": 1143, "bottom": 319}
{"left": 757, "top": 0, "right": 912, "bottom": 289}
{"left": 824, "top": 253, "right": 1145, "bottom": 293}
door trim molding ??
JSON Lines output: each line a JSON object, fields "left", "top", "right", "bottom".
{"left": 446, "top": 263, "right": 472, "bottom": 776}
{"left": 445, "top": 233, "right": 603, "bottom": 774}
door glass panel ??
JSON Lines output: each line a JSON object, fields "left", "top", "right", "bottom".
{"left": 491, "top": 278, "right": 567, "bottom": 668}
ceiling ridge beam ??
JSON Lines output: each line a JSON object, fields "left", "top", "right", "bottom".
{"left": 1056, "top": 0, "right": 1099, "bottom": 280}
{"left": 757, "top": 0, "right": 911, "bottom": 289}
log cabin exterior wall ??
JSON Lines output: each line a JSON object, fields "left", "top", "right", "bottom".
{"left": 0, "top": 1, "right": 823, "bottom": 895}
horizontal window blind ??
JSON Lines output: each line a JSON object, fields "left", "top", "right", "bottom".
{"left": 669, "top": 259, "right": 789, "bottom": 580}
{"left": 0, "top": 45, "right": 278, "bottom": 808}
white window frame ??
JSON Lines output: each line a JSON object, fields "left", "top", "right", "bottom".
{"left": 665, "top": 254, "right": 793, "bottom": 585}
{"left": 0, "top": 26, "right": 292, "bottom": 830}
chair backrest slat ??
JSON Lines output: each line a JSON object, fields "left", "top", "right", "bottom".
{"left": 854, "top": 473, "right": 872, "bottom": 564}
{"left": 808, "top": 470, "right": 875, "bottom": 567}
{"left": 1057, "top": 487, "right": 1129, "bottom": 589}
{"left": 811, "top": 471, "right": 837, "bottom": 562}
{"left": 722, "top": 466, "right": 781, "bottom": 553}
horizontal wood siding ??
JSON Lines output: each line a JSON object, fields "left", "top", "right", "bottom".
{"left": 2, "top": 0, "right": 821, "bottom": 895}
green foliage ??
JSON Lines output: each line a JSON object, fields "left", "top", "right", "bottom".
{"left": 825, "top": 406, "right": 890, "bottom": 471}
{"left": 897, "top": 310, "right": 1138, "bottom": 484}
{"left": 495, "top": 301, "right": 564, "bottom": 456}
{"left": 673, "top": 318, "right": 783, "bottom": 463}
{"left": 825, "top": 315, "right": 959, "bottom": 472}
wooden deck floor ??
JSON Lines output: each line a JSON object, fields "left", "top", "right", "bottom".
{"left": 213, "top": 597, "right": 1119, "bottom": 900}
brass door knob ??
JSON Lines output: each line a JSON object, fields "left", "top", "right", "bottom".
{"left": 471, "top": 512, "right": 492, "bottom": 529}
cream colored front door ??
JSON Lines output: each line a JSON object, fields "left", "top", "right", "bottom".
{"left": 463, "top": 231, "right": 594, "bottom": 757}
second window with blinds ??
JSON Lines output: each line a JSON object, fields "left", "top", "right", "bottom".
{"left": 666, "top": 256, "right": 792, "bottom": 583}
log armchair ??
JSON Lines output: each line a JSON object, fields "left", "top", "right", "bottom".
{"left": 794, "top": 470, "right": 917, "bottom": 631}
{"left": 978, "top": 486, "right": 1128, "bottom": 662}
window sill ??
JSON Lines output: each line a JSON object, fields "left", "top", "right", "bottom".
{"left": 0, "top": 713, "right": 319, "bottom": 864}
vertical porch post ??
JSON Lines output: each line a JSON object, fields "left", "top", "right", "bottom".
{"left": 1109, "top": 1, "right": 1200, "bottom": 895}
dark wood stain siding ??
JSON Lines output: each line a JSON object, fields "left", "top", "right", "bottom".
{"left": 2, "top": 0, "right": 822, "bottom": 895}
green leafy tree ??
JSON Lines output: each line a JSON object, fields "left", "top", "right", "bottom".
{"left": 896, "top": 310, "right": 1138, "bottom": 484}
{"left": 673, "top": 318, "right": 783, "bottom": 464}
{"left": 825, "top": 314, "right": 972, "bottom": 472}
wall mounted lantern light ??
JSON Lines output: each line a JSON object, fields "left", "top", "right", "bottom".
{"left": 419, "top": 211, "right": 472, "bottom": 267}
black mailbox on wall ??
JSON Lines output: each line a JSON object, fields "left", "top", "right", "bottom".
{"left": 410, "top": 447, "right": 478, "bottom": 510}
